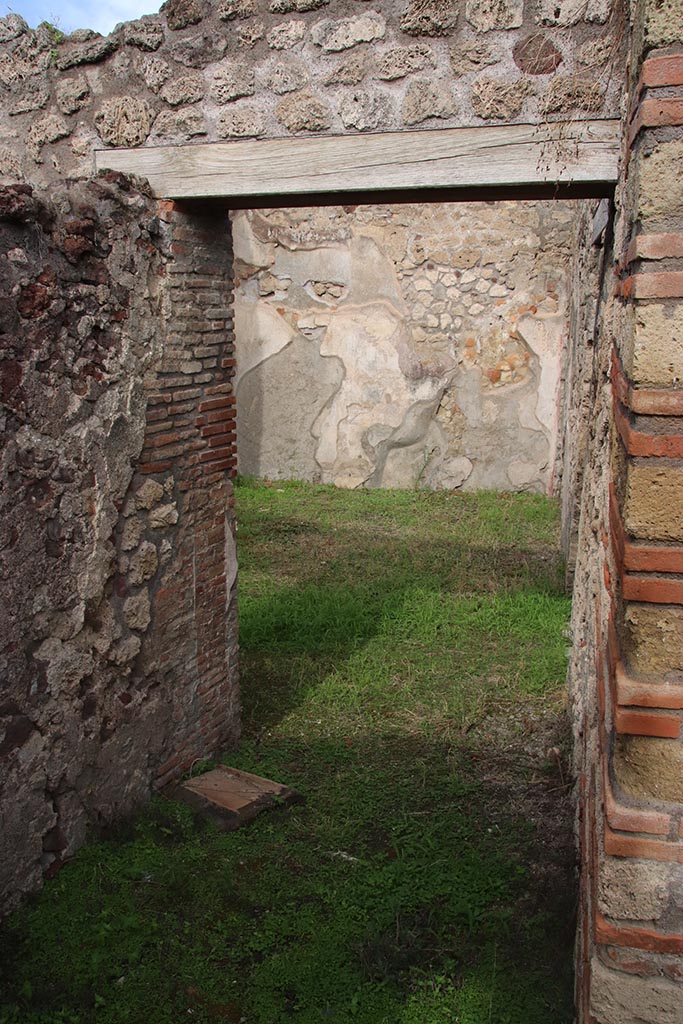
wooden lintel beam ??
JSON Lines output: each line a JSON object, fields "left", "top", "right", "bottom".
{"left": 94, "top": 119, "right": 620, "bottom": 202}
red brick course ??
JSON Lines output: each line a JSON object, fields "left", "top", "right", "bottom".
{"left": 641, "top": 54, "right": 683, "bottom": 89}
{"left": 615, "top": 272, "right": 683, "bottom": 300}
{"left": 596, "top": 912, "right": 683, "bottom": 955}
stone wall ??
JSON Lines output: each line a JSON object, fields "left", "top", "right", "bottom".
{"left": 234, "top": 199, "right": 576, "bottom": 491}
{"left": 0, "top": 180, "right": 239, "bottom": 915}
{"left": 0, "top": 0, "right": 626, "bottom": 189}
{"left": 565, "top": 3, "right": 683, "bottom": 1019}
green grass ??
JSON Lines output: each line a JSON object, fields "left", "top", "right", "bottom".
{"left": 0, "top": 480, "right": 575, "bottom": 1024}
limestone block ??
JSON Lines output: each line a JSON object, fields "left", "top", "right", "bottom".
{"left": 622, "top": 302, "right": 683, "bottom": 388}
{"left": 27, "top": 115, "right": 71, "bottom": 162}
{"left": 449, "top": 39, "right": 499, "bottom": 75}
{"left": 128, "top": 541, "right": 159, "bottom": 586}
{"left": 400, "top": 0, "right": 459, "bottom": 36}
{"left": 472, "top": 77, "right": 528, "bottom": 120}
{"left": 108, "top": 634, "right": 142, "bottom": 665}
{"left": 643, "top": 0, "right": 683, "bottom": 47}
{"left": 624, "top": 604, "right": 683, "bottom": 675}
{"left": 638, "top": 141, "right": 683, "bottom": 225}
{"left": 56, "top": 35, "right": 118, "bottom": 70}
{"left": 152, "top": 107, "right": 207, "bottom": 138}
{"left": 161, "top": 0, "right": 205, "bottom": 31}
{"left": 216, "top": 104, "right": 265, "bottom": 137}
{"left": 123, "top": 591, "right": 151, "bottom": 632}
{"left": 237, "top": 21, "right": 265, "bottom": 47}
{"left": 578, "top": 37, "right": 614, "bottom": 67}
{"left": 625, "top": 464, "right": 683, "bottom": 543}
{"left": 539, "top": 0, "right": 611, "bottom": 25}
{"left": 148, "top": 501, "right": 178, "bottom": 528}
{"left": 540, "top": 76, "right": 604, "bottom": 115}
{"left": 311, "top": 13, "right": 386, "bottom": 52}
{"left": 465, "top": 0, "right": 524, "bottom": 32}
{"left": 259, "top": 57, "right": 309, "bottom": 94}
{"left": 121, "top": 515, "right": 143, "bottom": 551}
{"left": 171, "top": 34, "right": 228, "bottom": 67}
{"left": 140, "top": 56, "right": 172, "bottom": 92}
{"left": 160, "top": 72, "right": 204, "bottom": 106}
{"left": 270, "top": 0, "right": 328, "bottom": 9}
{"left": 124, "top": 19, "right": 164, "bottom": 51}
{"left": 324, "top": 54, "right": 370, "bottom": 85}
{"left": 95, "top": 97, "right": 152, "bottom": 147}
{"left": 598, "top": 858, "right": 670, "bottom": 921}
{"left": 0, "top": 145, "right": 22, "bottom": 179}
{"left": 402, "top": 78, "right": 456, "bottom": 124}
{"left": 34, "top": 637, "right": 94, "bottom": 695}
{"left": 56, "top": 77, "right": 90, "bottom": 115}
{"left": 615, "top": 734, "right": 683, "bottom": 803}
{"left": 513, "top": 33, "right": 563, "bottom": 74}
{"left": 7, "top": 81, "right": 49, "bottom": 116}
{"left": 0, "top": 13, "right": 27, "bottom": 41}
{"left": 590, "top": 958, "right": 683, "bottom": 1024}
{"left": 213, "top": 63, "right": 255, "bottom": 103}
{"left": 275, "top": 92, "right": 332, "bottom": 132}
{"left": 134, "top": 479, "right": 164, "bottom": 510}
{"left": 218, "top": 0, "right": 256, "bottom": 18}
{"left": 376, "top": 43, "right": 435, "bottom": 80}
{"left": 267, "top": 20, "right": 306, "bottom": 49}
{"left": 339, "top": 90, "right": 393, "bottom": 131}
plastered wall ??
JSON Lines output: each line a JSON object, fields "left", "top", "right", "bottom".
{"left": 233, "top": 199, "right": 576, "bottom": 492}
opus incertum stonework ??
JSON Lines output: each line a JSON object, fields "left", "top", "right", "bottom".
{"left": 1, "top": 2, "right": 683, "bottom": 1021}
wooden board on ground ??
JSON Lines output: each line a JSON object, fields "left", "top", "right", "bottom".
{"left": 94, "top": 119, "right": 620, "bottom": 201}
{"left": 172, "top": 765, "right": 303, "bottom": 830}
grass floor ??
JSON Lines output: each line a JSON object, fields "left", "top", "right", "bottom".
{"left": 0, "top": 480, "right": 576, "bottom": 1024}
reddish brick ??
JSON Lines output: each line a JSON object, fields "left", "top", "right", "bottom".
{"left": 207, "top": 431, "right": 235, "bottom": 448}
{"left": 642, "top": 54, "right": 683, "bottom": 88}
{"left": 617, "top": 661, "right": 683, "bottom": 709}
{"left": 604, "top": 771, "right": 671, "bottom": 834}
{"left": 639, "top": 97, "right": 683, "bottom": 128}
{"left": 624, "top": 540, "right": 683, "bottom": 574}
{"left": 604, "top": 827, "right": 683, "bottom": 863}
{"left": 197, "top": 396, "right": 230, "bottom": 413}
{"left": 629, "top": 272, "right": 683, "bottom": 300}
{"left": 201, "top": 457, "right": 236, "bottom": 474}
{"left": 595, "top": 911, "right": 683, "bottom": 955}
{"left": 622, "top": 575, "right": 683, "bottom": 604}
{"left": 611, "top": 347, "right": 683, "bottom": 416}
{"left": 199, "top": 446, "right": 233, "bottom": 463}
{"left": 615, "top": 707, "right": 681, "bottom": 738}
{"left": 139, "top": 460, "right": 174, "bottom": 474}
{"left": 149, "top": 429, "right": 195, "bottom": 449}
{"left": 614, "top": 398, "right": 683, "bottom": 458}
{"left": 625, "top": 232, "right": 683, "bottom": 264}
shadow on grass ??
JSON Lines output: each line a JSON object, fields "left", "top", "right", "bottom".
{"left": 0, "top": 486, "right": 576, "bottom": 1024}
{"left": 0, "top": 729, "right": 576, "bottom": 1024}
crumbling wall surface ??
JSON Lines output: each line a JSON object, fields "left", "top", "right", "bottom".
{"left": 234, "top": 199, "right": 575, "bottom": 492}
{"left": 567, "top": 1, "right": 683, "bottom": 1019}
{"left": 558, "top": 200, "right": 607, "bottom": 576}
{"left": 0, "top": 0, "right": 626, "bottom": 187}
{"left": 0, "top": 180, "right": 240, "bottom": 915}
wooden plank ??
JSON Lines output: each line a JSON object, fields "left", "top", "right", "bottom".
{"left": 95, "top": 120, "right": 620, "bottom": 201}
{"left": 172, "top": 764, "right": 303, "bottom": 830}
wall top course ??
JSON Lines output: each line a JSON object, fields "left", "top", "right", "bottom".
{"left": 0, "top": 0, "right": 628, "bottom": 191}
